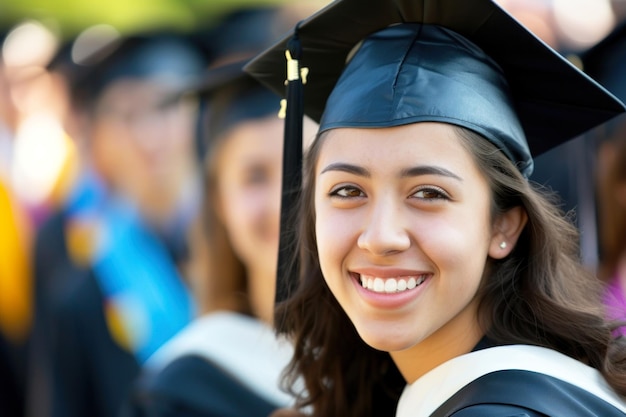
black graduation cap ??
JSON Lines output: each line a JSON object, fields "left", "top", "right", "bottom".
{"left": 184, "top": 59, "right": 280, "bottom": 162}
{"left": 243, "top": 0, "right": 626, "bottom": 313}
{"left": 70, "top": 32, "right": 208, "bottom": 109}
{"left": 246, "top": 0, "right": 626, "bottom": 172}
{"left": 203, "top": 7, "right": 292, "bottom": 64}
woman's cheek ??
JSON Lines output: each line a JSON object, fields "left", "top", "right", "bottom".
{"left": 316, "top": 205, "right": 357, "bottom": 276}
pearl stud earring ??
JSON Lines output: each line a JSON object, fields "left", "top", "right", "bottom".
{"left": 499, "top": 241, "right": 507, "bottom": 249}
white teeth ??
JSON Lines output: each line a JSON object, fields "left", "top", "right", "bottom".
{"left": 359, "top": 274, "right": 427, "bottom": 293}
{"left": 384, "top": 279, "right": 397, "bottom": 293}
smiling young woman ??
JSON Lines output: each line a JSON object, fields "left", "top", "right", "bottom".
{"left": 245, "top": 0, "right": 626, "bottom": 416}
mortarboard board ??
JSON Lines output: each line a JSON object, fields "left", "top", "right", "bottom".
{"left": 583, "top": 21, "right": 626, "bottom": 104}
{"left": 582, "top": 21, "right": 626, "bottom": 140}
{"left": 243, "top": 0, "right": 626, "bottom": 312}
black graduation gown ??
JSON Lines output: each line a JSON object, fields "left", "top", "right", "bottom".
{"left": 49, "top": 272, "right": 140, "bottom": 417}
{"left": 27, "top": 210, "right": 85, "bottom": 416}
{"left": 0, "top": 333, "right": 25, "bottom": 417}
{"left": 121, "top": 312, "right": 295, "bottom": 417}
{"left": 26, "top": 209, "right": 140, "bottom": 417}
{"left": 432, "top": 369, "right": 626, "bottom": 417}
{"left": 123, "top": 355, "right": 279, "bottom": 417}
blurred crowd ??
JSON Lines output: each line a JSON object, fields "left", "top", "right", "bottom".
{"left": 0, "top": 0, "right": 624, "bottom": 416}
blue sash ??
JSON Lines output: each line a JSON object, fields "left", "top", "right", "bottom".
{"left": 66, "top": 171, "right": 196, "bottom": 363}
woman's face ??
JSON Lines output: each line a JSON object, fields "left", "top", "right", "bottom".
{"left": 214, "top": 116, "right": 284, "bottom": 323}
{"left": 314, "top": 122, "right": 507, "bottom": 378}
{"left": 91, "top": 78, "right": 197, "bottom": 218}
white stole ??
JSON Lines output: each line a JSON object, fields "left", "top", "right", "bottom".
{"left": 145, "top": 311, "right": 296, "bottom": 407}
{"left": 396, "top": 344, "right": 626, "bottom": 416}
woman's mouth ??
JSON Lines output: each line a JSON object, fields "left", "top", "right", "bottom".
{"left": 358, "top": 274, "right": 428, "bottom": 294}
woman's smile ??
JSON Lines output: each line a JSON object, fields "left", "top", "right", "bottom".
{"left": 356, "top": 273, "right": 428, "bottom": 293}
{"left": 349, "top": 269, "right": 433, "bottom": 310}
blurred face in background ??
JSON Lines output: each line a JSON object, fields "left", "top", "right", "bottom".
{"left": 213, "top": 115, "right": 284, "bottom": 324}
{"left": 89, "top": 77, "right": 198, "bottom": 223}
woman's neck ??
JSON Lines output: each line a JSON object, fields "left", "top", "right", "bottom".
{"left": 390, "top": 300, "right": 484, "bottom": 384}
{"left": 247, "top": 268, "right": 275, "bottom": 326}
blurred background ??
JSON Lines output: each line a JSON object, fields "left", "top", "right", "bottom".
{"left": 0, "top": 0, "right": 320, "bottom": 215}
{"left": 0, "top": 0, "right": 625, "bottom": 416}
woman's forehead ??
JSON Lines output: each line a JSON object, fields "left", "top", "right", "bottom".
{"left": 315, "top": 123, "right": 478, "bottom": 174}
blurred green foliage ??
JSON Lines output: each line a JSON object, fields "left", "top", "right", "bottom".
{"left": 1, "top": 0, "right": 291, "bottom": 39}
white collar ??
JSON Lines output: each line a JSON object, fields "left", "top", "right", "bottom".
{"left": 145, "top": 311, "right": 296, "bottom": 407}
{"left": 397, "top": 344, "right": 626, "bottom": 416}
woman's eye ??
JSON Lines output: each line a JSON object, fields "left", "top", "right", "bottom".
{"left": 243, "top": 167, "right": 269, "bottom": 186}
{"left": 330, "top": 186, "right": 364, "bottom": 198}
{"left": 413, "top": 187, "right": 449, "bottom": 200}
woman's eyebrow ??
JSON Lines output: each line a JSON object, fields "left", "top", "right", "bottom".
{"left": 320, "top": 163, "right": 462, "bottom": 182}
{"left": 401, "top": 165, "right": 463, "bottom": 181}
{"left": 320, "top": 163, "right": 370, "bottom": 177}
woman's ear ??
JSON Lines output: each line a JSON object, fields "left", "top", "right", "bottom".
{"left": 489, "top": 206, "right": 528, "bottom": 259}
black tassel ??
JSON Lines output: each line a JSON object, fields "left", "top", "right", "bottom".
{"left": 275, "top": 22, "right": 305, "bottom": 331}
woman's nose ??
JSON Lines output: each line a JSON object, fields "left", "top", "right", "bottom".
{"left": 357, "top": 198, "right": 411, "bottom": 256}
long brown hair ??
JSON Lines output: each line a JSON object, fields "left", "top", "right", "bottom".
{"left": 185, "top": 87, "right": 253, "bottom": 316}
{"left": 276, "top": 126, "right": 626, "bottom": 417}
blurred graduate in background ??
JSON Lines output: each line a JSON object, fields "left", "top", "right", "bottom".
{"left": 501, "top": 0, "right": 619, "bottom": 270}
{"left": 26, "top": 29, "right": 208, "bottom": 417}
{"left": 583, "top": 21, "right": 626, "bottom": 335}
{"left": 0, "top": 28, "right": 33, "bottom": 417}
{"left": 121, "top": 6, "right": 318, "bottom": 417}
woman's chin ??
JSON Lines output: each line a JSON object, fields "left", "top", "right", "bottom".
{"left": 355, "top": 324, "right": 421, "bottom": 353}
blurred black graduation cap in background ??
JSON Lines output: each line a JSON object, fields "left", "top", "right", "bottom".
{"left": 200, "top": 7, "right": 292, "bottom": 66}
{"left": 48, "top": 28, "right": 208, "bottom": 110}
{"left": 173, "top": 6, "right": 295, "bottom": 162}
{"left": 244, "top": 0, "right": 626, "bottom": 311}
{"left": 187, "top": 59, "right": 280, "bottom": 163}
